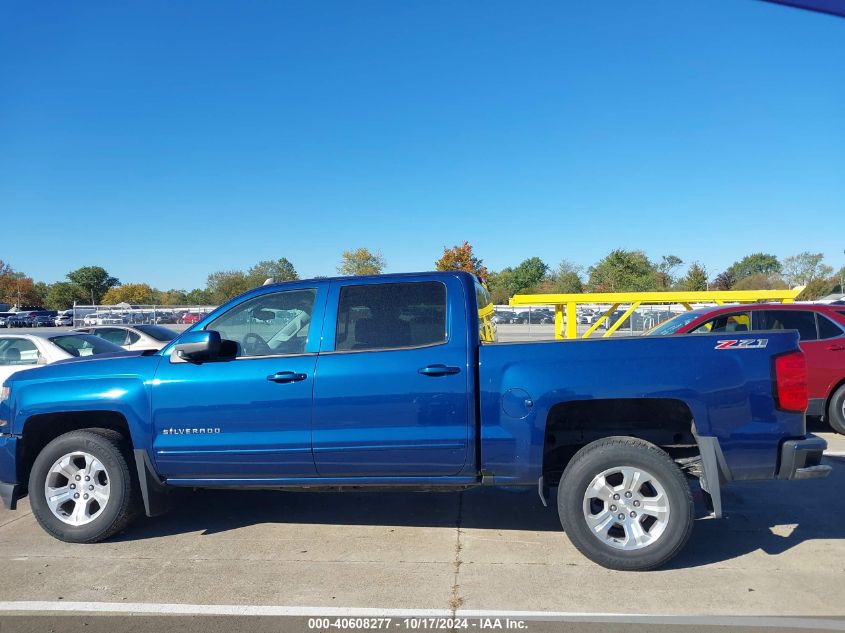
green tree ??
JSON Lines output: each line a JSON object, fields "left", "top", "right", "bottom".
{"left": 726, "top": 253, "right": 782, "bottom": 282}
{"left": 487, "top": 268, "right": 517, "bottom": 304}
{"left": 155, "top": 289, "right": 189, "bottom": 305}
{"left": 43, "top": 282, "right": 88, "bottom": 310}
{"left": 186, "top": 288, "right": 214, "bottom": 305}
{"left": 246, "top": 258, "right": 299, "bottom": 286}
{"left": 587, "top": 249, "right": 657, "bottom": 292}
{"left": 435, "top": 242, "right": 489, "bottom": 280}
{"left": 544, "top": 260, "right": 583, "bottom": 294}
{"left": 206, "top": 270, "right": 251, "bottom": 304}
{"left": 732, "top": 273, "right": 788, "bottom": 291}
{"left": 656, "top": 255, "right": 683, "bottom": 290}
{"left": 338, "top": 248, "right": 385, "bottom": 276}
{"left": 102, "top": 283, "right": 155, "bottom": 305}
{"left": 511, "top": 257, "right": 549, "bottom": 293}
{"left": 711, "top": 270, "right": 736, "bottom": 291}
{"left": 781, "top": 252, "right": 833, "bottom": 288}
{"left": 676, "top": 262, "right": 708, "bottom": 291}
{"left": 66, "top": 266, "right": 119, "bottom": 304}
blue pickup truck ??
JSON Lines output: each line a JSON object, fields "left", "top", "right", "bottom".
{"left": 0, "top": 271, "right": 831, "bottom": 570}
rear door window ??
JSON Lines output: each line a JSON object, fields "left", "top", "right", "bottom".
{"left": 817, "top": 314, "right": 844, "bottom": 340}
{"left": 335, "top": 282, "right": 447, "bottom": 352}
{"left": 756, "top": 310, "right": 818, "bottom": 341}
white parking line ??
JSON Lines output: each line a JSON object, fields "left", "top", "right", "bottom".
{"left": 0, "top": 602, "right": 844, "bottom": 630}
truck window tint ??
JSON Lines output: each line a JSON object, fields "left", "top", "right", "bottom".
{"left": 691, "top": 312, "right": 749, "bottom": 334}
{"left": 817, "top": 314, "right": 844, "bottom": 339}
{"left": 757, "top": 310, "right": 817, "bottom": 341}
{"left": 335, "top": 282, "right": 446, "bottom": 351}
{"left": 206, "top": 289, "right": 317, "bottom": 357}
{"left": 0, "top": 338, "right": 40, "bottom": 365}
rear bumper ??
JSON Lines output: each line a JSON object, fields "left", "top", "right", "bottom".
{"left": 777, "top": 434, "right": 831, "bottom": 480}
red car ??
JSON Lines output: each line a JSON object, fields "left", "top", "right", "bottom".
{"left": 179, "top": 312, "right": 201, "bottom": 325}
{"left": 649, "top": 303, "right": 845, "bottom": 434}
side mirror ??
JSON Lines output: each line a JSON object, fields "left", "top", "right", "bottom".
{"left": 173, "top": 330, "right": 221, "bottom": 362}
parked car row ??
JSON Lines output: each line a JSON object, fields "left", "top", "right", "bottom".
{"left": 78, "top": 309, "right": 207, "bottom": 326}
{"left": 492, "top": 307, "right": 682, "bottom": 330}
{"left": 0, "top": 308, "right": 213, "bottom": 329}
{"left": 0, "top": 310, "right": 59, "bottom": 328}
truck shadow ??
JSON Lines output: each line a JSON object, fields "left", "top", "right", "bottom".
{"left": 665, "top": 454, "right": 845, "bottom": 569}
{"left": 118, "top": 456, "right": 845, "bottom": 570}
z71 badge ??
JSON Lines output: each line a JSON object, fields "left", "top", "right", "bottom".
{"left": 715, "top": 339, "right": 768, "bottom": 350}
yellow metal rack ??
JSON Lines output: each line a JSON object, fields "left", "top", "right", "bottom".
{"left": 509, "top": 287, "right": 806, "bottom": 340}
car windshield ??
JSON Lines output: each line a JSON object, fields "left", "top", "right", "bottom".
{"left": 133, "top": 324, "right": 178, "bottom": 341}
{"left": 48, "top": 334, "right": 125, "bottom": 357}
{"left": 645, "top": 311, "right": 703, "bottom": 336}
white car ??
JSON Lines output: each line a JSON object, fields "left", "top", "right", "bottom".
{"left": 0, "top": 332, "right": 125, "bottom": 385}
{"left": 72, "top": 324, "right": 178, "bottom": 351}
{"left": 54, "top": 312, "right": 74, "bottom": 327}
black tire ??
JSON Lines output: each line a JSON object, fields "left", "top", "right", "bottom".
{"left": 558, "top": 436, "right": 694, "bottom": 571}
{"left": 29, "top": 429, "right": 141, "bottom": 543}
{"left": 828, "top": 385, "right": 845, "bottom": 435}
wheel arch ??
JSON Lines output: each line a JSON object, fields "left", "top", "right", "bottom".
{"left": 542, "top": 397, "right": 700, "bottom": 486}
{"left": 824, "top": 377, "right": 845, "bottom": 421}
{"left": 17, "top": 410, "right": 133, "bottom": 486}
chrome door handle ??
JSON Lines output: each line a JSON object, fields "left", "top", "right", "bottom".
{"left": 266, "top": 371, "right": 307, "bottom": 383}
{"left": 418, "top": 364, "right": 461, "bottom": 377}
{"left": 828, "top": 345, "right": 845, "bottom": 351}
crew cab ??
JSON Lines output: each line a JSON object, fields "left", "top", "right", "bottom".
{"left": 648, "top": 303, "right": 845, "bottom": 434}
{"left": 0, "top": 272, "right": 831, "bottom": 570}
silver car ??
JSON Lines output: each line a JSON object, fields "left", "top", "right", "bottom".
{"left": 72, "top": 324, "right": 178, "bottom": 351}
{"left": 0, "top": 332, "right": 125, "bottom": 385}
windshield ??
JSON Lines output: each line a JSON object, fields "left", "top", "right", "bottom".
{"left": 49, "top": 334, "right": 125, "bottom": 357}
{"left": 645, "top": 312, "right": 702, "bottom": 336}
{"left": 134, "top": 324, "right": 178, "bottom": 341}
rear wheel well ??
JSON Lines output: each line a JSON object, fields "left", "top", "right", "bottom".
{"left": 543, "top": 398, "right": 698, "bottom": 486}
{"left": 17, "top": 411, "right": 132, "bottom": 486}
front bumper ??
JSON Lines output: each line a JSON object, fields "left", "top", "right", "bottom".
{"left": 777, "top": 434, "right": 831, "bottom": 480}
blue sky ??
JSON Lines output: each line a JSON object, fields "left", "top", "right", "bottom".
{"left": 1, "top": 1, "right": 843, "bottom": 290}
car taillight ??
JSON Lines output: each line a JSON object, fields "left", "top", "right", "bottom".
{"left": 773, "top": 351, "right": 808, "bottom": 412}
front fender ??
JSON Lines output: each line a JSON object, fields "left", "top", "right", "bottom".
{"left": 14, "top": 375, "right": 153, "bottom": 450}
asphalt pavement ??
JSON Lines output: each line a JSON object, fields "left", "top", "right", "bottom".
{"left": 0, "top": 427, "right": 843, "bottom": 620}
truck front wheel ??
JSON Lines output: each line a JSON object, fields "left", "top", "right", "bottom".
{"left": 29, "top": 429, "right": 141, "bottom": 543}
{"left": 558, "top": 436, "right": 694, "bottom": 571}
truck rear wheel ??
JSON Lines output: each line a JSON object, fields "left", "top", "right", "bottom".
{"left": 29, "top": 429, "right": 141, "bottom": 543}
{"left": 558, "top": 436, "right": 694, "bottom": 571}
